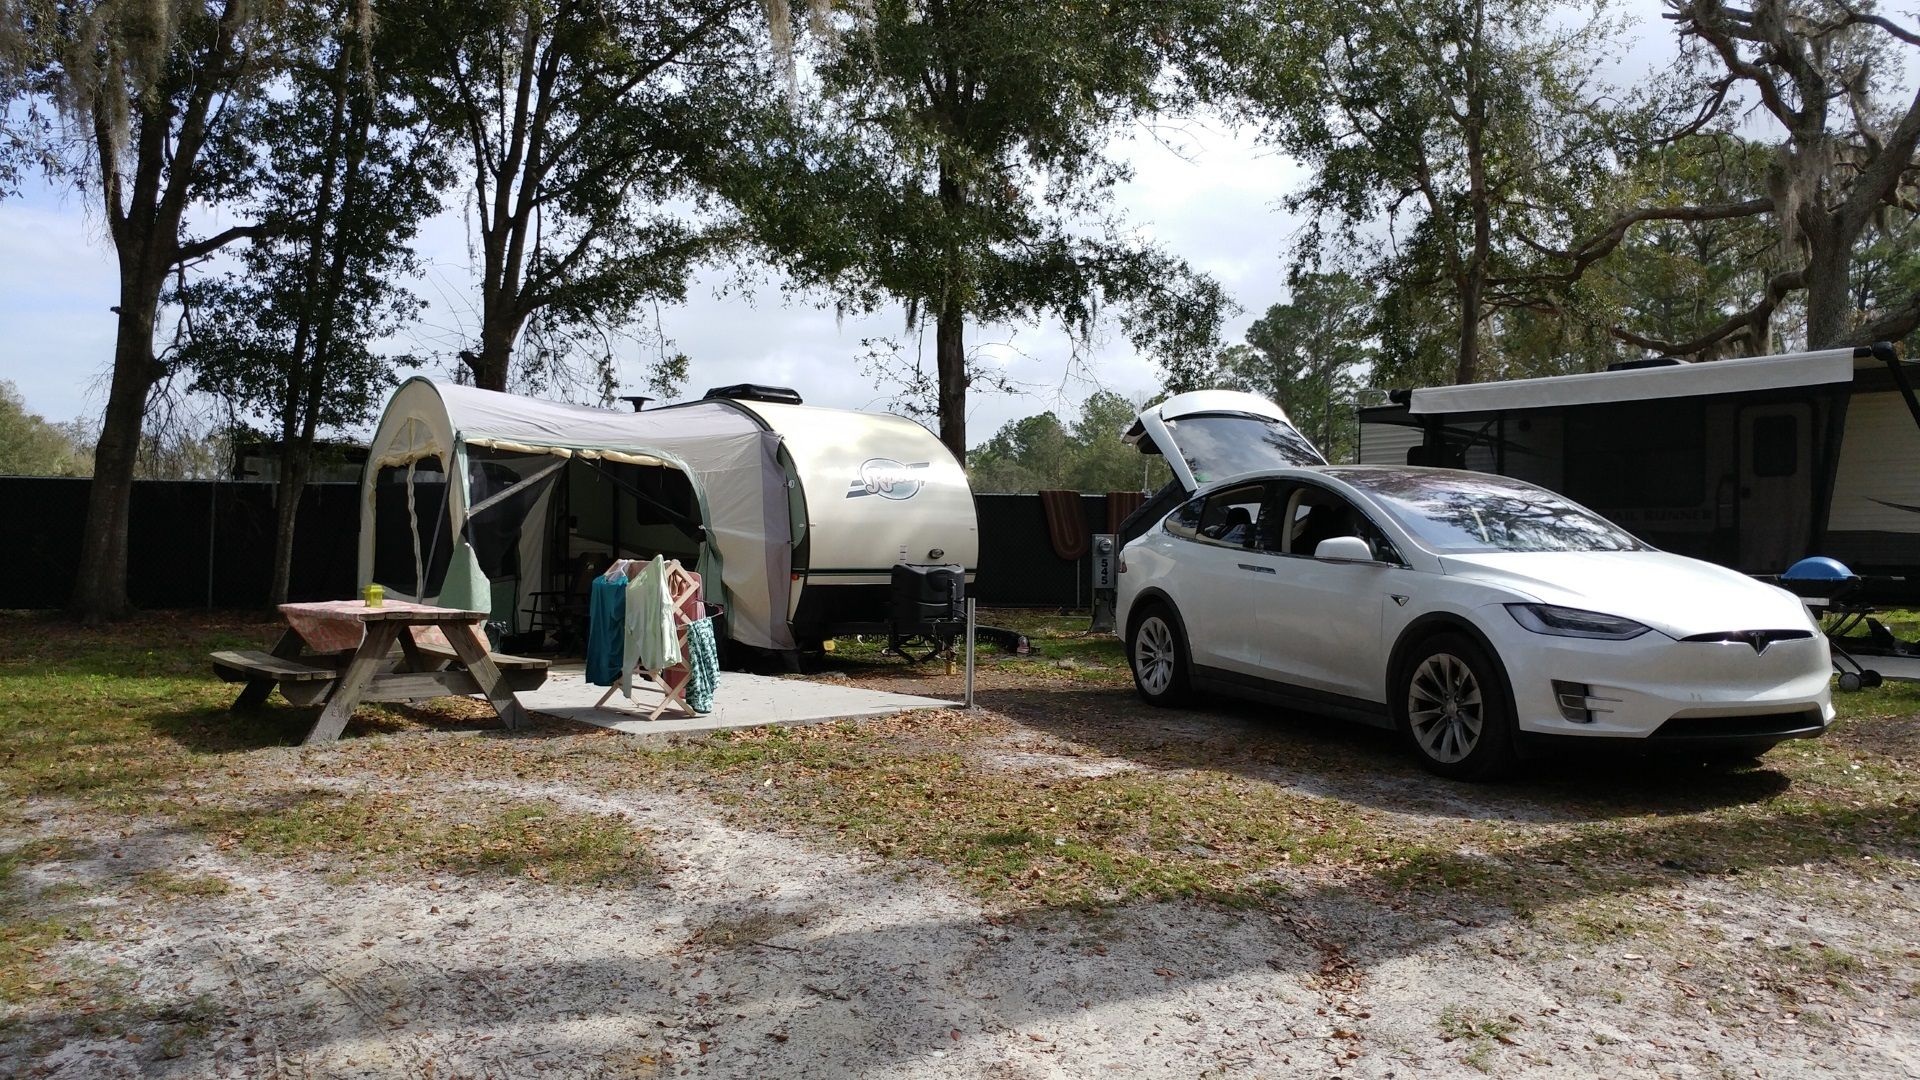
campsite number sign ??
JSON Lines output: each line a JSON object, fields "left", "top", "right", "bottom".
{"left": 847, "top": 458, "right": 929, "bottom": 500}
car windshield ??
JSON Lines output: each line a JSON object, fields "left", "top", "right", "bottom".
{"left": 1332, "top": 469, "right": 1649, "bottom": 554}
{"left": 1162, "top": 413, "right": 1324, "bottom": 484}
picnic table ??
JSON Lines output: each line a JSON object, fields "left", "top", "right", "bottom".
{"left": 210, "top": 600, "right": 550, "bottom": 745}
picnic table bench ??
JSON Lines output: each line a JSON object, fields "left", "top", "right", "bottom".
{"left": 211, "top": 600, "right": 550, "bottom": 745}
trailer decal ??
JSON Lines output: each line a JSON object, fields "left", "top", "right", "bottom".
{"left": 847, "top": 458, "right": 930, "bottom": 500}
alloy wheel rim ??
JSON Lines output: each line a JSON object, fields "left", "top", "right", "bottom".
{"left": 1407, "top": 652, "right": 1483, "bottom": 764}
{"left": 1135, "top": 616, "right": 1176, "bottom": 695}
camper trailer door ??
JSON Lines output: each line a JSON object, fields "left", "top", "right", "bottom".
{"left": 1737, "top": 403, "right": 1813, "bottom": 572}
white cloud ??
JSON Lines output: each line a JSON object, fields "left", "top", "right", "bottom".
{"left": 0, "top": 116, "right": 1306, "bottom": 446}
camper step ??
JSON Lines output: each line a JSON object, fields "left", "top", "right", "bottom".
{"left": 210, "top": 650, "right": 340, "bottom": 684}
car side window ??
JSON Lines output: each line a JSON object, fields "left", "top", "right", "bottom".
{"left": 1280, "top": 484, "right": 1402, "bottom": 563}
{"left": 1164, "top": 497, "right": 1203, "bottom": 539}
{"left": 1191, "top": 483, "right": 1266, "bottom": 548}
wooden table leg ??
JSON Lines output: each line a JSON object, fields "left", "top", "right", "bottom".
{"left": 440, "top": 619, "right": 529, "bottom": 730}
{"left": 233, "top": 628, "right": 303, "bottom": 711}
{"left": 304, "top": 622, "right": 401, "bottom": 745}
{"left": 396, "top": 626, "right": 439, "bottom": 674}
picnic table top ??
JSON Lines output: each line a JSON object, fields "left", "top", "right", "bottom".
{"left": 277, "top": 599, "right": 489, "bottom": 624}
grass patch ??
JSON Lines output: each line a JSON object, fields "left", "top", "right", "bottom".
{"left": 130, "top": 869, "right": 234, "bottom": 898}
{"left": 826, "top": 606, "right": 1129, "bottom": 684}
{"left": 0, "top": 840, "right": 97, "bottom": 1006}
{"left": 662, "top": 718, "right": 1415, "bottom": 909}
{"left": 1438, "top": 1005, "right": 1521, "bottom": 1072}
{"left": 194, "top": 790, "right": 656, "bottom": 886}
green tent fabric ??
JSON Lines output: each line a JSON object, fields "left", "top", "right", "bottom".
{"left": 435, "top": 542, "right": 492, "bottom": 618}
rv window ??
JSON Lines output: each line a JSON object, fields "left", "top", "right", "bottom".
{"left": 1751, "top": 415, "right": 1798, "bottom": 478}
{"left": 1564, "top": 400, "right": 1704, "bottom": 509}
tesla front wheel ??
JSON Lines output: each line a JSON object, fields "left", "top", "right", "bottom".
{"left": 1395, "top": 634, "right": 1516, "bottom": 781}
{"left": 1129, "top": 605, "right": 1190, "bottom": 707}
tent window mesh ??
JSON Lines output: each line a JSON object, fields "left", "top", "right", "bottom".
{"left": 372, "top": 460, "right": 452, "bottom": 596}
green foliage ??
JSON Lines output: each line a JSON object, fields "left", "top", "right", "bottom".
{"left": 178, "top": 0, "right": 442, "bottom": 449}
{"left": 1210, "top": 272, "right": 1375, "bottom": 463}
{"left": 967, "top": 390, "right": 1169, "bottom": 493}
{"left": 733, "top": 0, "right": 1229, "bottom": 455}
{"left": 386, "top": 0, "right": 781, "bottom": 395}
{"left": 0, "top": 382, "right": 88, "bottom": 476}
{"left": 1237, "top": 0, "right": 1625, "bottom": 383}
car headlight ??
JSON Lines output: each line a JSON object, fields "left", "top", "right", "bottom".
{"left": 1505, "top": 603, "right": 1650, "bottom": 640}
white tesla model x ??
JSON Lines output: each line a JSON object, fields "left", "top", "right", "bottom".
{"left": 1117, "top": 465, "right": 1834, "bottom": 779}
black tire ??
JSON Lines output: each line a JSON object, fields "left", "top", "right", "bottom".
{"left": 1392, "top": 632, "right": 1517, "bottom": 781}
{"left": 1838, "top": 671, "right": 1864, "bottom": 692}
{"left": 1127, "top": 602, "right": 1191, "bottom": 707}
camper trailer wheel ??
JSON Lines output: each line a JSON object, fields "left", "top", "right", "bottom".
{"left": 1838, "top": 671, "right": 1864, "bottom": 692}
{"left": 1127, "top": 603, "right": 1190, "bottom": 706}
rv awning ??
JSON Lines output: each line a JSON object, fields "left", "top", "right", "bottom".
{"left": 1407, "top": 348, "right": 1863, "bottom": 416}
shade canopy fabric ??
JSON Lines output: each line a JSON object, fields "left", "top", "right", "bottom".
{"left": 358, "top": 377, "right": 795, "bottom": 651}
{"left": 1407, "top": 348, "right": 1862, "bottom": 416}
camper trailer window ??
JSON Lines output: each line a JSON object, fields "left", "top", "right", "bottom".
{"left": 1750, "top": 415, "right": 1799, "bottom": 478}
{"left": 1565, "top": 400, "right": 1704, "bottom": 509}
{"left": 1337, "top": 469, "right": 1649, "bottom": 555}
{"left": 1162, "top": 414, "right": 1323, "bottom": 483}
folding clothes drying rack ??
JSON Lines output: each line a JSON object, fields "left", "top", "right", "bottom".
{"left": 595, "top": 558, "right": 718, "bottom": 720}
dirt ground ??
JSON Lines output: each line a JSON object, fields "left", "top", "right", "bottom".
{"left": 3, "top": 621, "right": 1919, "bottom": 1078}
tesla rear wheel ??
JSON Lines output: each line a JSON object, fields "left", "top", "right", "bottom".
{"left": 1395, "top": 633, "right": 1516, "bottom": 781}
{"left": 1129, "top": 604, "right": 1190, "bottom": 707}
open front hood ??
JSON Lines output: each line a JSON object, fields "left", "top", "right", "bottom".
{"left": 1439, "top": 550, "right": 1817, "bottom": 638}
{"left": 1124, "top": 390, "right": 1324, "bottom": 493}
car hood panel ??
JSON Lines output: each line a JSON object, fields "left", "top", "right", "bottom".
{"left": 1438, "top": 550, "right": 1815, "bottom": 638}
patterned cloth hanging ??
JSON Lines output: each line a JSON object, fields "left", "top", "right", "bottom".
{"left": 684, "top": 616, "right": 720, "bottom": 714}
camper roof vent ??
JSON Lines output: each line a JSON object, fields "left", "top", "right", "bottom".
{"left": 1606, "top": 357, "right": 1688, "bottom": 372}
{"left": 703, "top": 383, "right": 804, "bottom": 405}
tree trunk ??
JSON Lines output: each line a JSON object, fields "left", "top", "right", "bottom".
{"left": 935, "top": 296, "right": 967, "bottom": 465}
{"left": 1803, "top": 227, "right": 1853, "bottom": 350}
{"left": 1455, "top": 265, "right": 1483, "bottom": 385}
{"left": 268, "top": 451, "right": 308, "bottom": 605}
{"left": 472, "top": 315, "right": 518, "bottom": 391}
{"left": 69, "top": 284, "right": 161, "bottom": 622}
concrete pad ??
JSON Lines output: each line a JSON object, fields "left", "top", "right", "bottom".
{"left": 518, "top": 664, "right": 956, "bottom": 737}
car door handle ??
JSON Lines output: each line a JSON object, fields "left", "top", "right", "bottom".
{"left": 1235, "top": 563, "right": 1276, "bottom": 575}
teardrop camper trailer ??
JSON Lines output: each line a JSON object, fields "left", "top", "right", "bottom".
{"left": 358, "top": 378, "right": 978, "bottom": 658}
{"left": 1356, "top": 343, "right": 1920, "bottom": 602}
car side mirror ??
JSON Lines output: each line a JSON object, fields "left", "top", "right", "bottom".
{"left": 1313, "top": 536, "right": 1377, "bottom": 563}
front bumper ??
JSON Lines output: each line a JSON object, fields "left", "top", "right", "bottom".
{"left": 1479, "top": 605, "right": 1835, "bottom": 744}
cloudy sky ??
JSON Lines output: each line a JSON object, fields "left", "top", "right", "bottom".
{"left": 0, "top": 4, "right": 1672, "bottom": 449}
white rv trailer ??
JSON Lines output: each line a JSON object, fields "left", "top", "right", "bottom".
{"left": 357, "top": 377, "right": 978, "bottom": 657}
{"left": 1357, "top": 343, "right": 1920, "bottom": 602}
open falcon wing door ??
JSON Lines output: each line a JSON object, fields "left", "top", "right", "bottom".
{"left": 1116, "top": 390, "right": 1325, "bottom": 544}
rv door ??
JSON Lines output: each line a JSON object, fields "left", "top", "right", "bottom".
{"left": 1737, "top": 403, "right": 1813, "bottom": 572}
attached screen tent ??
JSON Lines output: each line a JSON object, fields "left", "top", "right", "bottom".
{"left": 359, "top": 377, "right": 978, "bottom": 654}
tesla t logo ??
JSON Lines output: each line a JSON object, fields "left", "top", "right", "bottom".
{"left": 1686, "top": 630, "right": 1809, "bottom": 653}
{"left": 847, "top": 458, "right": 929, "bottom": 500}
